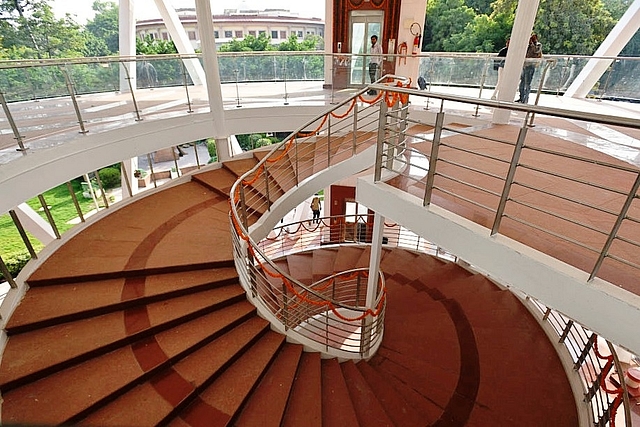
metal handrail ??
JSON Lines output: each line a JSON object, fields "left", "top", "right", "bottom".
{"left": 374, "top": 84, "right": 640, "bottom": 290}
{"left": 527, "top": 298, "right": 632, "bottom": 427}
{"left": 228, "top": 76, "right": 411, "bottom": 358}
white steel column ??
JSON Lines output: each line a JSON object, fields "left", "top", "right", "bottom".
{"left": 492, "top": 0, "right": 540, "bottom": 124}
{"left": 119, "top": 0, "right": 136, "bottom": 93}
{"left": 153, "top": 0, "right": 206, "bottom": 85}
{"left": 194, "top": 0, "right": 231, "bottom": 161}
{"left": 323, "top": 0, "right": 333, "bottom": 88}
{"left": 564, "top": 0, "right": 640, "bottom": 98}
{"left": 366, "top": 212, "right": 385, "bottom": 309}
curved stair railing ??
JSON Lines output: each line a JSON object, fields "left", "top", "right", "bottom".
{"left": 229, "top": 76, "right": 411, "bottom": 359}
{"left": 527, "top": 298, "right": 632, "bottom": 427}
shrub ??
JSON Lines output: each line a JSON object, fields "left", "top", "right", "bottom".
{"left": 98, "top": 167, "right": 121, "bottom": 189}
{"left": 206, "top": 139, "right": 217, "bottom": 163}
{"left": 1, "top": 250, "right": 31, "bottom": 281}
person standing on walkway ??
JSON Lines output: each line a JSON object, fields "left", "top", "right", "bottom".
{"left": 311, "top": 196, "right": 322, "bottom": 224}
{"left": 516, "top": 34, "right": 542, "bottom": 103}
{"left": 491, "top": 37, "right": 509, "bottom": 100}
{"left": 368, "top": 35, "right": 383, "bottom": 95}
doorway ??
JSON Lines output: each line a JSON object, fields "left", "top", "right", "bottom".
{"left": 349, "top": 10, "right": 384, "bottom": 86}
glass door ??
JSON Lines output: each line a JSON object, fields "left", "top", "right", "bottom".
{"left": 349, "top": 11, "right": 383, "bottom": 86}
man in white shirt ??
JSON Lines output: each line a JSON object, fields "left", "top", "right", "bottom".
{"left": 368, "top": 35, "right": 383, "bottom": 95}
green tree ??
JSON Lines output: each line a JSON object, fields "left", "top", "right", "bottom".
{"left": 424, "top": 0, "right": 476, "bottom": 51}
{"left": 0, "top": 0, "right": 87, "bottom": 58}
{"left": 536, "top": 0, "right": 615, "bottom": 54}
{"left": 218, "top": 33, "right": 274, "bottom": 52}
{"left": 85, "top": 1, "right": 119, "bottom": 55}
{"left": 136, "top": 35, "right": 177, "bottom": 54}
{"left": 278, "top": 34, "right": 323, "bottom": 51}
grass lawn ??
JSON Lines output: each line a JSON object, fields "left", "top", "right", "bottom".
{"left": 1, "top": 179, "right": 101, "bottom": 260}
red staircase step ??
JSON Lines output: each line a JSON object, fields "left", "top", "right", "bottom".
{"left": 341, "top": 361, "right": 395, "bottom": 426}
{"left": 354, "top": 245, "right": 372, "bottom": 268}
{"left": 80, "top": 316, "right": 271, "bottom": 426}
{"left": 192, "top": 166, "right": 240, "bottom": 195}
{"left": 288, "top": 140, "right": 316, "bottom": 182}
{"left": 429, "top": 273, "right": 502, "bottom": 300}
{"left": 355, "top": 361, "right": 425, "bottom": 427}
{"left": 0, "top": 284, "right": 246, "bottom": 390}
{"left": 282, "top": 352, "right": 322, "bottom": 427}
{"left": 253, "top": 149, "right": 297, "bottom": 193}
{"left": 286, "top": 253, "right": 314, "bottom": 285}
{"left": 366, "top": 358, "right": 442, "bottom": 424}
{"left": 0, "top": 301, "right": 257, "bottom": 426}
{"left": 333, "top": 246, "right": 366, "bottom": 272}
{"left": 312, "top": 248, "right": 338, "bottom": 282}
{"left": 27, "top": 182, "right": 227, "bottom": 283}
{"left": 177, "top": 330, "right": 285, "bottom": 427}
{"left": 410, "top": 262, "right": 474, "bottom": 292}
{"left": 234, "top": 343, "right": 303, "bottom": 427}
{"left": 321, "top": 358, "right": 359, "bottom": 427}
{"left": 6, "top": 267, "right": 239, "bottom": 334}
{"left": 379, "top": 249, "right": 420, "bottom": 276}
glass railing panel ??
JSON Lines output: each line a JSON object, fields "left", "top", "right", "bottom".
{"left": 136, "top": 57, "right": 191, "bottom": 89}
{"left": 418, "top": 55, "right": 492, "bottom": 88}
{"left": 66, "top": 62, "right": 120, "bottom": 94}
{"left": 595, "top": 57, "right": 640, "bottom": 100}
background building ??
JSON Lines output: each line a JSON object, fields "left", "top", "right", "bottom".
{"left": 136, "top": 7, "right": 325, "bottom": 49}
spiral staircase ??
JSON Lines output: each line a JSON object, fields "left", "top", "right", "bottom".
{"left": 0, "top": 132, "right": 579, "bottom": 426}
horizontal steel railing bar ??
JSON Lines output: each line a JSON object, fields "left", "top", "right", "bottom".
{"left": 512, "top": 180, "right": 624, "bottom": 218}
{"left": 612, "top": 233, "right": 640, "bottom": 251}
{"left": 369, "top": 83, "right": 640, "bottom": 130}
{"left": 435, "top": 156, "right": 509, "bottom": 182}
{"left": 381, "top": 139, "right": 429, "bottom": 158}
{"left": 402, "top": 115, "right": 438, "bottom": 130}
{"left": 432, "top": 185, "right": 497, "bottom": 213}
{"left": 438, "top": 142, "right": 513, "bottom": 166}
{"left": 440, "top": 125, "right": 520, "bottom": 148}
{"left": 521, "top": 145, "right": 640, "bottom": 175}
{"left": 434, "top": 170, "right": 503, "bottom": 199}
{"left": 1, "top": 51, "right": 636, "bottom": 69}
{"left": 605, "top": 252, "right": 640, "bottom": 271}
{"left": 507, "top": 198, "right": 610, "bottom": 237}
{"left": 404, "top": 131, "right": 435, "bottom": 145}
{"left": 518, "top": 163, "right": 638, "bottom": 196}
{"left": 310, "top": 268, "right": 385, "bottom": 309}
{"left": 502, "top": 213, "right": 602, "bottom": 254}
{"left": 382, "top": 157, "right": 429, "bottom": 177}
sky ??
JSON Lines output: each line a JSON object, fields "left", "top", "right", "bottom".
{"left": 51, "top": 0, "right": 325, "bottom": 24}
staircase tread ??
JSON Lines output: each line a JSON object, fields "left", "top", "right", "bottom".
{"left": 81, "top": 316, "right": 270, "bottom": 426}
{"left": 333, "top": 246, "right": 367, "bottom": 272}
{"left": 356, "top": 361, "right": 426, "bottom": 427}
{"left": 27, "top": 182, "right": 227, "bottom": 282}
{"left": 282, "top": 352, "right": 322, "bottom": 427}
{"left": 0, "top": 301, "right": 257, "bottom": 426}
{"left": 253, "top": 150, "right": 297, "bottom": 193}
{"left": 0, "top": 285, "right": 246, "bottom": 388}
{"left": 7, "top": 268, "right": 239, "bottom": 332}
{"left": 365, "top": 360, "right": 442, "bottom": 424}
{"left": 179, "top": 330, "right": 285, "bottom": 427}
{"left": 341, "top": 361, "right": 395, "bottom": 427}
{"left": 321, "top": 358, "right": 359, "bottom": 427}
{"left": 312, "top": 248, "right": 339, "bottom": 282}
{"left": 286, "top": 253, "right": 314, "bottom": 284}
{"left": 192, "top": 166, "right": 240, "bottom": 194}
{"left": 234, "top": 343, "right": 303, "bottom": 427}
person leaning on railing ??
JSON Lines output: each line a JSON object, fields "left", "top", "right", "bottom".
{"left": 516, "top": 34, "right": 542, "bottom": 104}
